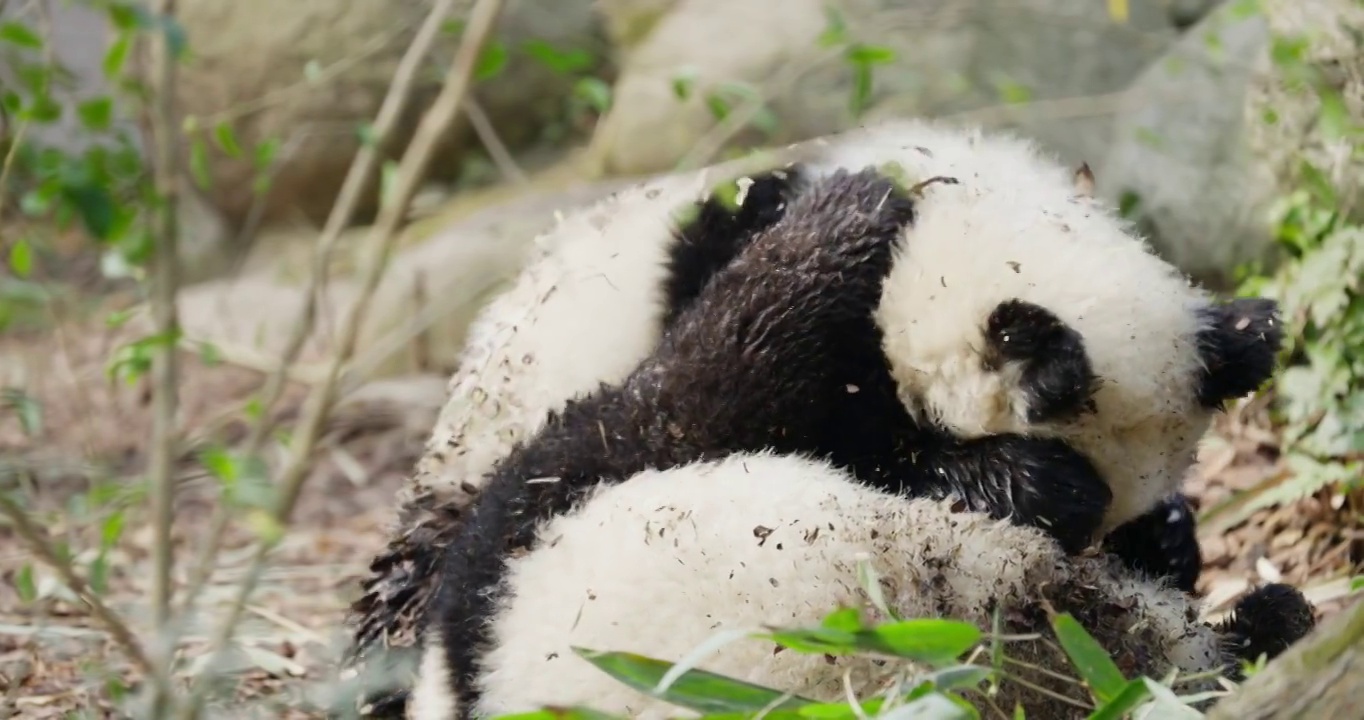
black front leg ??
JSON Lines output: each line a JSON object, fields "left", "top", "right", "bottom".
{"left": 1102, "top": 493, "right": 1202, "bottom": 593}
{"left": 915, "top": 434, "right": 1113, "bottom": 555}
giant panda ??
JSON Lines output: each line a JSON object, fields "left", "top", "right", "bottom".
{"left": 408, "top": 166, "right": 1306, "bottom": 719}
{"left": 408, "top": 451, "right": 1316, "bottom": 720}
{"left": 343, "top": 121, "right": 1275, "bottom": 712}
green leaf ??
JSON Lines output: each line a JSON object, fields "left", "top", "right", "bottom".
{"left": 198, "top": 341, "right": 222, "bottom": 366}
{"left": 23, "top": 94, "right": 63, "bottom": 124}
{"left": 1318, "top": 90, "right": 1352, "bottom": 141}
{"left": 818, "top": 6, "right": 848, "bottom": 47}
{"left": 254, "top": 137, "right": 281, "bottom": 170}
{"left": 574, "top": 77, "right": 612, "bottom": 113}
{"left": 379, "top": 160, "right": 400, "bottom": 212}
{"left": 476, "top": 41, "right": 509, "bottom": 81}
{"left": 158, "top": 15, "right": 189, "bottom": 60}
{"left": 77, "top": 97, "right": 114, "bottom": 131}
{"left": 62, "top": 184, "right": 117, "bottom": 241}
{"left": 849, "top": 63, "right": 873, "bottom": 118}
{"left": 845, "top": 44, "right": 896, "bottom": 66}
{"left": 88, "top": 553, "right": 110, "bottom": 595}
{"left": 766, "top": 617, "right": 980, "bottom": 665}
{"left": 1051, "top": 613, "right": 1127, "bottom": 704}
{"left": 924, "top": 664, "right": 992, "bottom": 692}
{"left": 1351, "top": 575, "right": 1364, "bottom": 592}
{"left": 356, "top": 122, "right": 379, "bottom": 148}
{"left": 213, "top": 122, "right": 242, "bottom": 158}
{"left": 1085, "top": 678, "right": 1151, "bottom": 720}
{"left": 9, "top": 238, "right": 33, "bottom": 278}
{"left": 993, "top": 79, "right": 1032, "bottom": 105}
{"left": 572, "top": 648, "right": 814, "bottom": 713}
{"left": 15, "top": 564, "right": 37, "bottom": 603}
{"left": 1130, "top": 678, "right": 1204, "bottom": 719}
{"left": 189, "top": 137, "right": 212, "bottom": 189}
{"left": 672, "top": 69, "right": 698, "bottom": 100}
{"left": 0, "top": 21, "right": 43, "bottom": 49}
{"left": 101, "top": 511, "right": 126, "bottom": 550}
{"left": 494, "top": 709, "right": 629, "bottom": 720}
{"left": 103, "top": 35, "right": 133, "bottom": 78}
{"left": 522, "top": 39, "right": 594, "bottom": 75}
{"left": 1, "top": 388, "right": 43, "bottom": 437}
{"left": 879, "top": 692, "right": 978, "bottom": 719}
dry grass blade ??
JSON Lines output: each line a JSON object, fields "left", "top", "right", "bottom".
{"left": 145, "top": 0, "right": 182, "bottom": 642}
{"left": 175, "top": 0, "right": 507, "bottom": 716}
{"left": 0, "top": 492, "right": 157, "bottom": 683}
{"left": 177, "top": 0, "right": 464, "bottom": 617}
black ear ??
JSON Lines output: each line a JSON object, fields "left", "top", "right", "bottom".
{"left": 983, "top": 299, "right": 1098, "bottom": 424}
{"left": 1195, "top": 298, "right": 1284, "bottom": 409}
{"left": 660, "top": 165, "right": 808, "bottom": 329}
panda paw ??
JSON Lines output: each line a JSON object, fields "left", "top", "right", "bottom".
{"left": 1216, "top": 582, "right": 1316, "bottom": 677}
{"left": 934, "top": 434, "right": 1111, "bottom": 555}
{"left": 662, "top": 166, "right": 808, "bottom": 328}
{"left": 1101, "top": 493, "right": 1202, "bottom": 593}
{"left": 983, "top": 299, "right": 1099, "bottom": 425}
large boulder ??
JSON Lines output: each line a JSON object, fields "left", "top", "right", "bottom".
{"left": 1099, "top": 0, "right": 1364, "bottom": 288}
{"left": 160, "top": 0, "right": 604, "bottom": 230}
{"left": 588, "top": 0, "right": 1187, "bottom": 176}
{"left": 169, "top": 161, "right": 634, "bottom": 383}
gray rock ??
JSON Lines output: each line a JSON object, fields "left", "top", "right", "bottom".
{"left": 158, "top": 0, "right": 606, "bottom": 231}
{"left": 1100, "top": 0, "right": 1364, "bottom": 288}
{"left": 590, "top": 0, "right": 1182, "bottom": 176}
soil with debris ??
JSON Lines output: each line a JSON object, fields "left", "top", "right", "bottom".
{"left": 0, "top": 321, "right": 1360, "bottom": 718}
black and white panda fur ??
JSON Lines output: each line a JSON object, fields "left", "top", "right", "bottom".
{"left": 344, "top": 120, "right": 1279, "bottom": 713}
{"left": 405, "top": 164, "right": 1311, "bottom": 719}
{"left": 408, "top": 451, "right": 1315, "bottom": 720}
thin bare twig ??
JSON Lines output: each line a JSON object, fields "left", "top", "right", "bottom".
{"left": 466, "top": 98, "right": 528, "bottom": 185}
{"left": 176, "top": 0, "right": 506, "bottom": 715}
{"left": 144, "top": 1, "right": 184, "bottom": 716}
{"left": 175, "top": 0, "right": 462, "bottom": 615}
{"left": 146, "top": 0, "right": 182, "bottom": 631}
{"left": 0, "top": 493, "right": 156, "bottom": 678}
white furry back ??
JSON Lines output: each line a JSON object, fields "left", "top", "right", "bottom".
{"left": 456, "top": 452, "right": 1222, "bottom": 719}
{"left": 409, "top": 167, "right": 744, "bottom": 498}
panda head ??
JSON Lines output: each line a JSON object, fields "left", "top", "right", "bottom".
{"left": 794, "top": 120, "right": 1283, "bottom": 533}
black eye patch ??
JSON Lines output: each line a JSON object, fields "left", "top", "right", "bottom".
{"left": 983, "top": 299, "right": 1099, "bottom": 424}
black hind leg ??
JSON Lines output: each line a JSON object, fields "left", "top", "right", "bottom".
{"left": 661, "top": 166, "right": 806, "bottom": 328}
{"left": 1216, "top": 583, "right": 1316, "bottom": 677}
{"left": 1102, "top": 493, "right": 1203, "bottom": 593}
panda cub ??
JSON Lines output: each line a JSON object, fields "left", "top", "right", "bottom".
{"left": 410, "top": 452, "right": 1315, "bottom": 720}
{"left": 350, "top": 122, "right": 1247, "bottom": 677}
{"left": 411, "top": 167, "right": 1312, "bottom": 719}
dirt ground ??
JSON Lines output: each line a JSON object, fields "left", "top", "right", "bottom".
{"left": 0, "top": 318, "right": 1361, "bottom": 719}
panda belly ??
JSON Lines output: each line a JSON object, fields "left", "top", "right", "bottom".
{"left": 426, "top": 452, "right": 1225, "bottom": 720}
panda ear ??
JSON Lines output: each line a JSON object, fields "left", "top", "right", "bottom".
{"left": 1194, "top": 297, "right": 1284, "bottom": 408}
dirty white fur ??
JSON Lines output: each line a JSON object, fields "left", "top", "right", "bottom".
{"left": 410, "top": 452, "right": 1224, "bottom": 720}
{"left": 417, "top": 119, "right": 1219, "bottom": 534}
{"left": 409, "top": 167, "right": 735, "bottom": 498}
